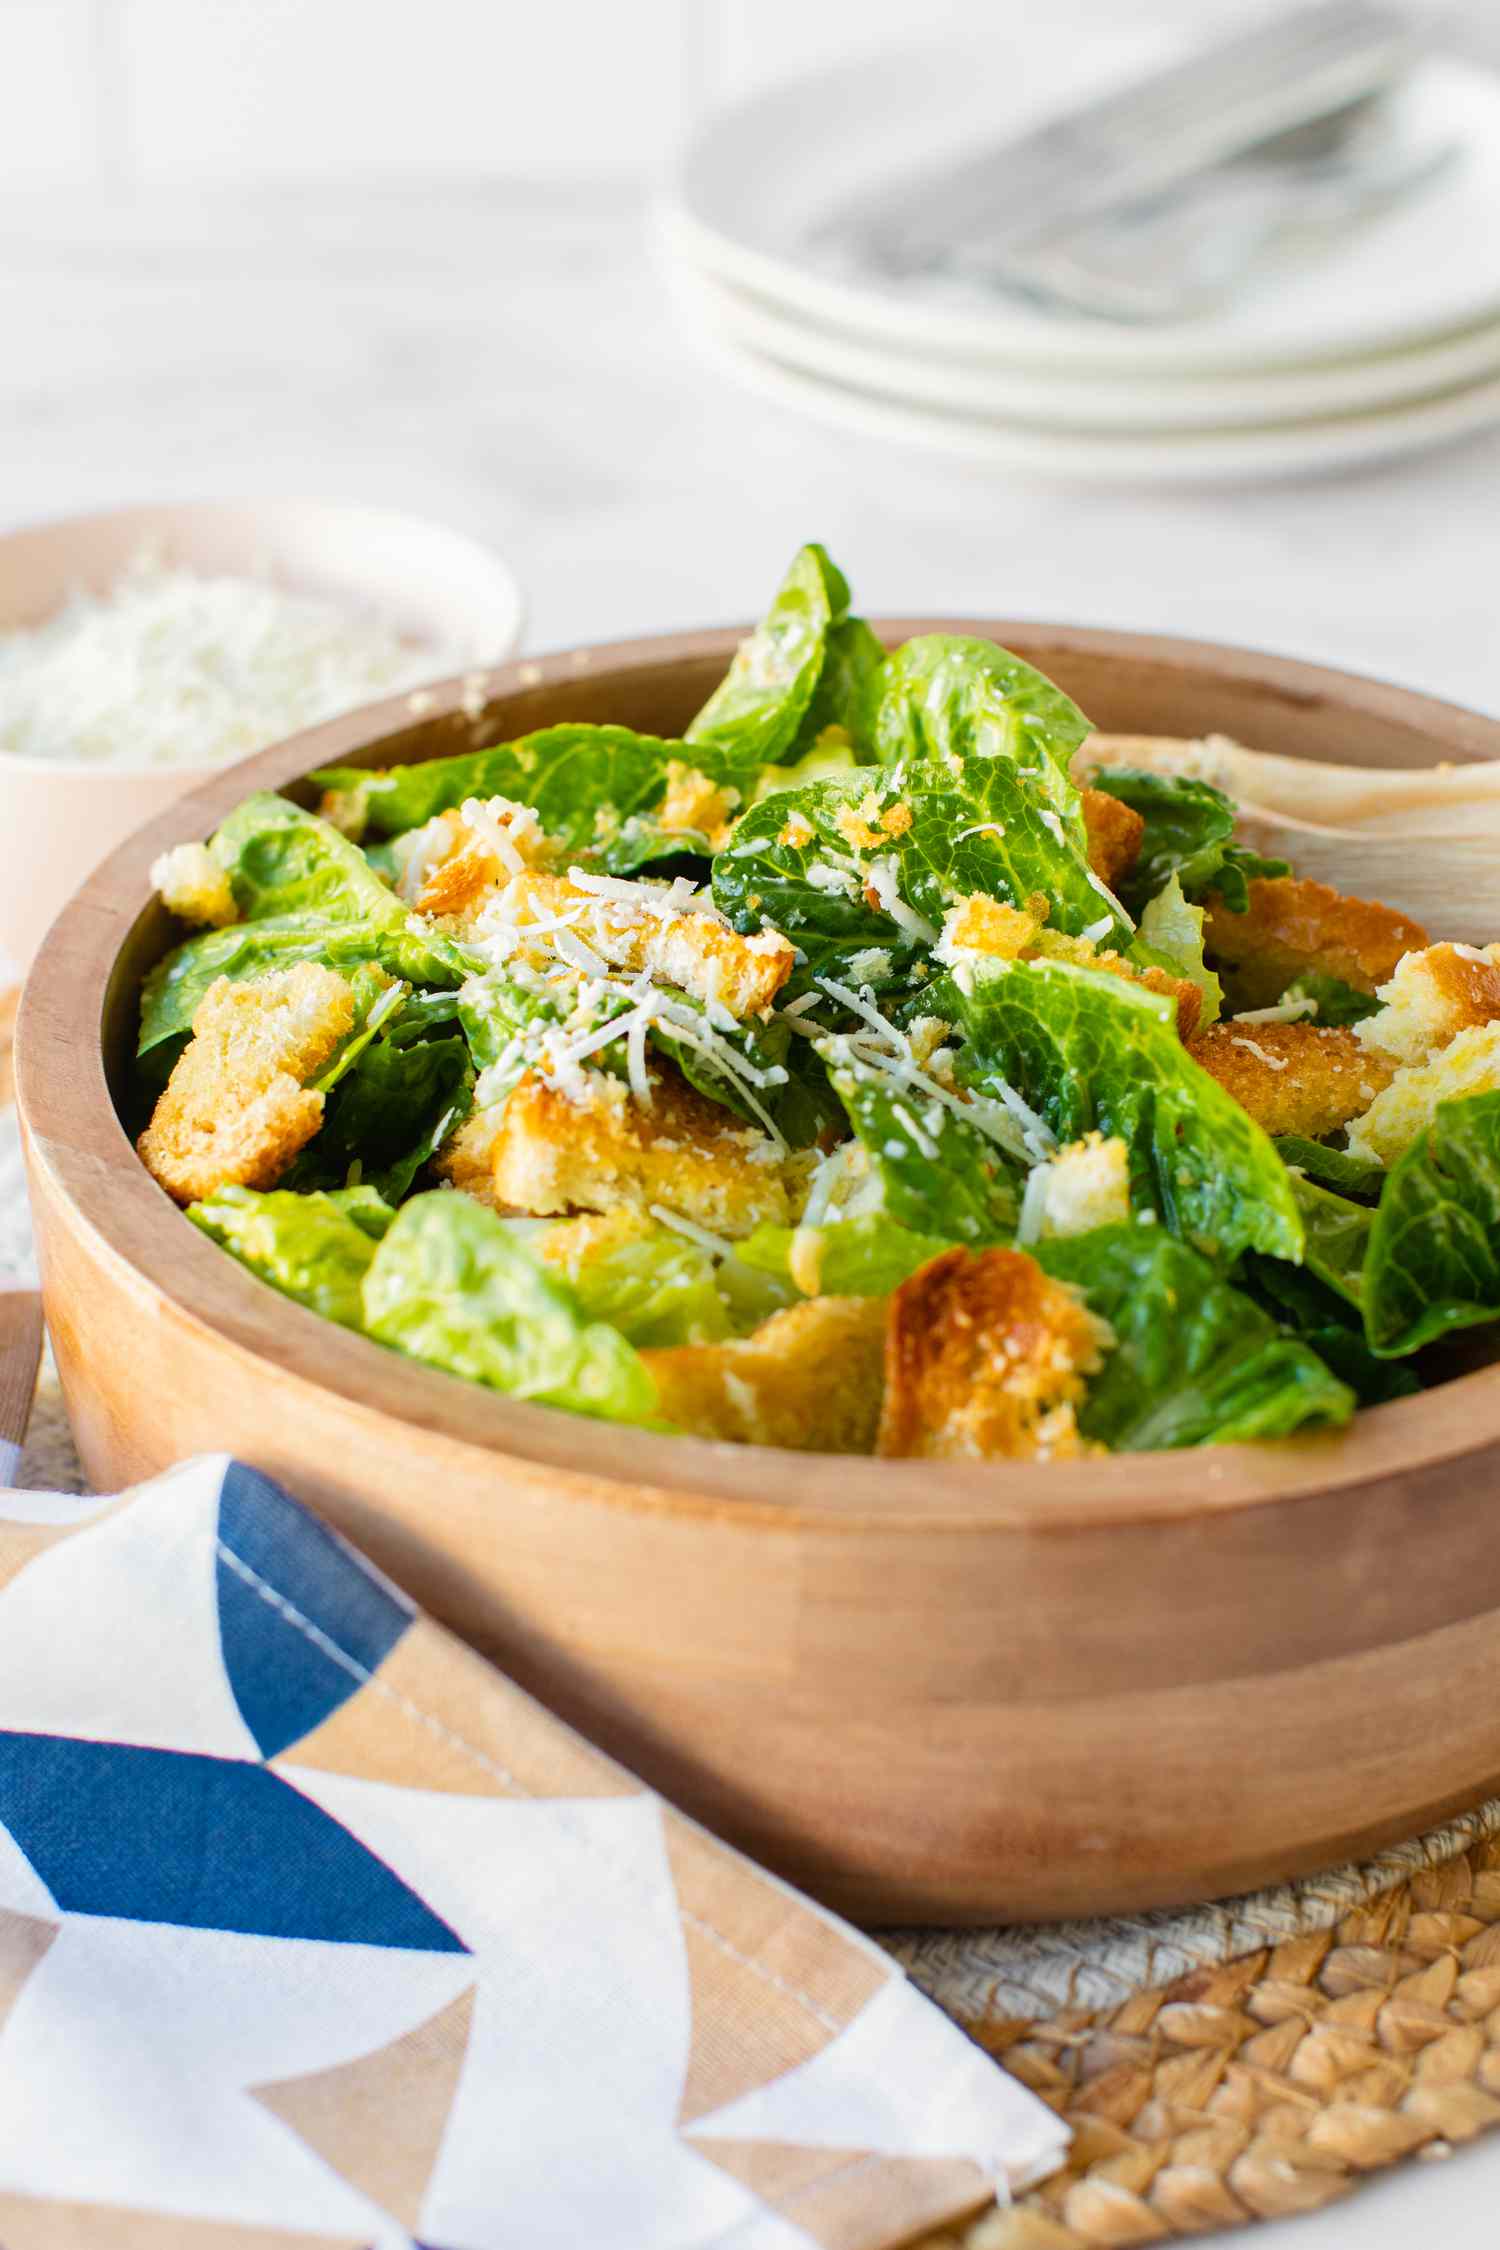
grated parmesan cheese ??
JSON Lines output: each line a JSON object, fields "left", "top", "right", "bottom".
{"left": 0, "top": 555, "right": 461, "bottom": 768}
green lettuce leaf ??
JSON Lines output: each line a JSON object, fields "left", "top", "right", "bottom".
{"left": 685, "top": 543, "right": 851, "bottom": 767}
{"left": 1037, "top": 1225, "right": 1355, "bottom": 1447}
{"left": 362, "top": 1192, "right": 657, "bottom": 1422}
{"left": 1133, "top": 873, "right": 1222, "bottom": 1028}
{"left": 526, "top": 1217, "right": 732, "bottom": 1348}
{"left": 292, "top": 1026, "right": 473, "bottom": 1203}
{"left": 1274, "top": 1135, "right": 1385, "bottom": 1202}
{"left": 208, "top": 792, "right": 404, "bottom": 925}
{"left": 737, "top": 1214, "right": 952, "bottom": 1298}
{"left": 927, "top": 955, "right": 1304, "bottom": 1264}
{"left": 1364, "top": 1091, "right": 1500, "bottom": 1355}
{"left": 1088, "top": 769, "right": 1289, "bottom": 915}
{"left": 1238, "top": 1256, "right": 1420, "bottom": 1406}
{"left": 1281, "top": 971, "right": 1381, "bottom": 1026}
{"left": 799, "top": 614, "right": 886, "bottom": 757}
{"left": 1287, "top": 1173, "right": 1372, "bottom": 1310}
{"left": 138, "top": 917, "right": 473, "bottom": 1064}
{"left": 826, "top": 1057, "right": 1021, "bottom": 1245}
{"left": 187, "top": 1185, "right": 386, "bottom": 1329}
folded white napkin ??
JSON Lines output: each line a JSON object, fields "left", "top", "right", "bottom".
{"left": 0, "top": 1392, "right": 1068, "bottom": 2247}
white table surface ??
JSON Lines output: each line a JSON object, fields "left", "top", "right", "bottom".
{"left": 3, "top": 180, "right": 1500, "bottom": 2248}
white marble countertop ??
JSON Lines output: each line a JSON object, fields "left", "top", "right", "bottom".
{"left": 3, "top": 181, "right": 1500, "bottom": 2248}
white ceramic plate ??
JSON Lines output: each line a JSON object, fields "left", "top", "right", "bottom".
{"left": 683, "top": 307, "right": 1500, "bottom": 485}
{"left": 671, "top": 260, "right": 1500, "bottom": 434}
{"left": 665, "top": 47, "right": 1500, "bottom": 378}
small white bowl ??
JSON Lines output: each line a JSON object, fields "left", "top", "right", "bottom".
{"left": 0, "top": 499, "right": 525, "bottom": 974}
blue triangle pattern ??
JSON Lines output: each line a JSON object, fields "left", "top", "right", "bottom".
{"left": 215, "top": 1462, "right": 414, "bottom": 1759}
{"left": 0, "top": 1734, "right": 468, "bottom": 1952}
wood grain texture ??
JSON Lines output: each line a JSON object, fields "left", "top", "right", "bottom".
{"left": 16, "top": 622, "right": 1500, "bottom": 1925}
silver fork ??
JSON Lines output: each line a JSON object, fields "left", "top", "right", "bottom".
{"left": 817, "top": 1, "right": 1428, "bottom": 283}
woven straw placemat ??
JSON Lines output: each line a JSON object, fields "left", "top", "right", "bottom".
{"left": 4, "top": 997, "right": 1498, "bottom": 2244}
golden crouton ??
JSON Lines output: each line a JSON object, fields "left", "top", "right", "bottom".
{"left": 1204, "top": 877, "right": 1428, "bottom": 1008}
{"left": 150, "top": 842, "right": 238, "bottom": 930}
{"left": 878, "top": 1247, "right": 1108, "bottom": 1462}
{"left": 1082, "top": 788, "right": 1145, "bottom": 891}
{"left": 657, "top": 760, "right": 739, "bottom": 850}
{"left": 485, "top": 868, "right": 795, "bottom": 1020}
{"left": 454, "top": 1066, "right": 793, "bottom": 1236}
{"left": 408, "top": 797, "right": 556, "bottom": 917}
{"left": 137, "top": 963, "right": 353, "bottom": 1205}
{"left": 1346, "top": 1022, "right": 1500, "bottom": 1168}
{"left": 1356, "top": 942, "right": 1500, "bottom": 1066}
{"left": 644, "top": 1295, "right": 888, "bottom": 1451}
{"left": 1186, "top": 1020, "right": 1395, "bottom": 1139}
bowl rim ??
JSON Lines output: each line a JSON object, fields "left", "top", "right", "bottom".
{"left": 18, "top": 615, "right": 1500, "bottom": 1532}
{"left": 0, "top": 495, "right": 525, "bottom": 781}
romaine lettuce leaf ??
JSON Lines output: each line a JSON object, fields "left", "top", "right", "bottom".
{"left": 1364, "top": 1090, "right": 1500, "bottom": 1355}
{"left": 1287, "top": 1172, "right": 1372, "bottom": 1310}
{"left": 1133, "top": 873, "right": 1222, "bottom": 1028}
{"left": 528, "top": 1216, "right": 731, "bottom": 1347}
{"left": 799, "top": 614, "right": 886, "bottom": 758}
{"left": 138, "top": 918, "right": 473, "bottom": 1063}
{"left": 737, "top": 1213, "right": 952, "bottom": 1298}
{"left": 187, "top": 1185, "right": 385, "bottom": 1329}
{"left": 826, "top": 1058, "right": 1021, "bottom": 1245}
{"left": 1274, "top": 1135, "right": 1385, "bottom": 1202}
{"left": 1281, "top": 971, "right": 1381, "bottom": 1026}
{"left": 685, "top": 543, "right": 851, "bottom": 766}
{"left": 292, "top": 1025, "right": 473, "bottom": 1203}
{"left": 1238, "top": 1256, "right": 1420, "bottom": 1406}
{"left": 209, "top": 792, "right": 404, "bottom": 925}
{"left": 1037, "top": 1224, "right": 1355, "bottom": 1447}
{"left": 874, "top": 634, "right": 1091, "bottom": 823}
{"left": 927, "top": 955, "right": 1304, "bottom": 1264}
{"left": 1089, "top": 769, "right": 1289, "bottom": 914}
{"left": 362, "top": 1192, "right": 658, "bottom": 1422}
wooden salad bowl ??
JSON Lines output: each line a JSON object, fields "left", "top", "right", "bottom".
{"left": 16, "top": 622, "right": 1500, "bottom": 1927}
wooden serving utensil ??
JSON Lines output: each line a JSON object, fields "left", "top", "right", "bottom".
{"left": 0, "top": 1285, "right": 43, "bottom": 1485}
{"left": 1225, "top": 802, "right": 1500, "bottom": 944}
{"left": 1087, "top": 730, "right": 1500, "bottom": 837}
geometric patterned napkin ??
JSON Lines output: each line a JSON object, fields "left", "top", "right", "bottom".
{"left": 0, "top": 1430, "right": 1068, "bottom": 2246}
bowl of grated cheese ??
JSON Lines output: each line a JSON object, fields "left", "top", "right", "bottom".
{"left": 0, "top": 499, "right": 524, "bottom": 974}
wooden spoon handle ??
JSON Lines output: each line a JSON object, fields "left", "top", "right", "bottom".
{"left": 1231, "top": 812, "right": 1500, "bottom": 944}
{"left": 1087, "top": 732, "right": 1500, "bottom": 836}
{"left": 0, "top": 1285, "right": 42, "bottom": 1487}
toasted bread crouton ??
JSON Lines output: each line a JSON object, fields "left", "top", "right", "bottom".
{"left": 1186, "top": 1020, "right": 1394, "bottom": 1139}
{"left": 1345, "top": 1022, "right": 1500, "bottom": 1168}
{"left": 878, "top": 1247, "right": 1109, "bottom": 1462}
{"left": 936, "top": 892, "right": 1044, "bottom": 964}
{"left": 1081, "top": 788, "right": 1145, "bottom": 890}
{"left": 150, "top": 842, "right": 238, "bottom": 930}
{"left": 657, "top": 760, "right": 739, "bottom": 850}
{"left": 137, "top": 962, "right": 353, "bottom": 1205}
{"left": 469, "top": 1066, "right": 793, "bottom": 1235}
{"left": 432, "top": 1104, "right": 508, "bottom": 1209}
{"left": 407, "top": 796, "right": 556, "bottom": 917}
{"left": 486, "top": 868, "right": 795, "bottom": 1020}
{"left": 1030, "top": 1133, "right": 1132, "bottom": 1239}
{"left": 1204, "top": 877, "right": 1428, "bottom": 1008}
{"left": 1356, "top": 942, "right": 1500, "bottom": 1065}
{"left": 644, "top": 1295, "right": 888, "bottom": 1451}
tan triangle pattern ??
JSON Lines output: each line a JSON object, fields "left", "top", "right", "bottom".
{"left": 690, "top": 2139, "right": 994, "bottom": 2249}
{"left": 0, "top": 1906, "right": 58, "bottom": 2035}
{"left": 663, "top": 1816, "right": 890, "bottom": 2126}
{"left": 276, "top": 1617, "right": 633, "bottom": 1800}
{"left": 0, "top": 2199, "right": 363, "bottom": 2250}
{"left": 0, "top": 1492, "right": 133, "bottom": 1595}
{"left": 252, "top": 1985, "right": 476, "bottom": 2230}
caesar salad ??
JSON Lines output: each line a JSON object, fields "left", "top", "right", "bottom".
{"left": 131, "top": 546, "right": 1500, "bottom": 1458}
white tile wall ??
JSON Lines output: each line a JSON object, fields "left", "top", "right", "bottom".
{"left": 0, "top": 0, "right": 1489, "bottom": 188}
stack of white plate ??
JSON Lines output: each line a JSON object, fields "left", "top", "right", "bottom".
{"left": 660, "top": 45, "right": 1500, "bottom": 483}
